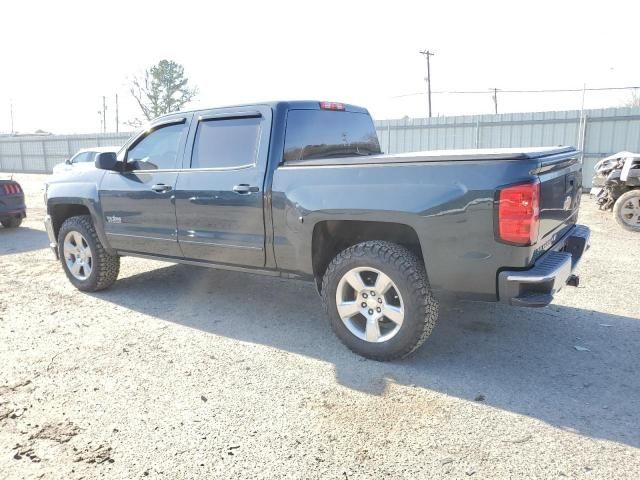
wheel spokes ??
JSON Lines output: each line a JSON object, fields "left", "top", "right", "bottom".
{"left": 337, "top": 301, "right": 360, "bottom": 319}
{"left": 336, "top": 266, "right": 406, "bottom": 344}
{"left": 365, "top": 316, "right": 381, "bottom": 342}
{"left": 374, "top": 272, "right": 393, "bottom": 295}
{"left": 344, "top": 270, "right": 366, "bottom": 291}
{"left": 63, "top": 230, "right": 93, "bottom": 280}
{"left": 70, "top": 260, "right": 82, "bottom": 275}
{"left": 63, "top": 241, "right": 76, "bottom": 258}
{"left": 383, "top": 305, "right": 404, "bottom": 326}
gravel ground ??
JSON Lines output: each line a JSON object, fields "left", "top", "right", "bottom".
{"left": 1, "top": 173, "right": 639, "bottom": 479}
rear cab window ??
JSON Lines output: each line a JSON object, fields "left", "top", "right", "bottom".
{"left": 191, "top": 116, "right": 261, "bottom": 169}
{"left": 283, "top": 109, "right": 381, "bottom": 162}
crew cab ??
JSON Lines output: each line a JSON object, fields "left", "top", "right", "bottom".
{"left": 44, "top": 101, "right": 590, "bottom": 360}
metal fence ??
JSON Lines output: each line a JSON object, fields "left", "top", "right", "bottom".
{"left": 2, "top": 107, "right": 640, "bottom": 187}
{"left": 0, "top": 132, "right": 133, "bottom": 173}
{"left": 375, "top": 107, "right": 640, "bottom": 187}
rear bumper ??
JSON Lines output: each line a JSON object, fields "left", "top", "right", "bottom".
{"left": 0, "top": 197, "right": 26, "bottom": 218}
{"left": 498, "top": 224, "right": 590, "bottom": 307}
{"left": 44, "top": 214, "right": 59, "bottom": 259}
{"left": 0, "top": 209, "right": 26, "bottom": 218}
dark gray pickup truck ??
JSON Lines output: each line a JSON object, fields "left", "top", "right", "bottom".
{"left": 44, "top": 100, "right": 590, "bottom": 360}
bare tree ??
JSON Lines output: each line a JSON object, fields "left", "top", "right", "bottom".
{"left": 624, "top": 89, "right": 640, "bottom": 108}
{"left": 129, "top": 60, "right": 198, "bottom": 126}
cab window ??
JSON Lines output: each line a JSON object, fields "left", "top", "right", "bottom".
{"left": 126, "top": 123, "right": 186, "bottom": 170}
{"left": 190, "top": 117, "right": 261, "bottom": 169}
{"left": 70, "top": 152, "right": 91, "bottom": 164}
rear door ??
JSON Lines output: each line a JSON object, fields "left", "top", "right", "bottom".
{"left": 99, "top": 114, "right": 191, "bottom": 257}
{"left": 174, "top": 105, "right": 271, "bottom": 267}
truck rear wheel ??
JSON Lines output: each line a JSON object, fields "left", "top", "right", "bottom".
{"left": 57, "top": 215, "right": 120, "bottom": 291}
{"left": 613, "top": 189, "right": 640, "bottom": 232}
{"left": 321, "top": 241, "right": 438, "bottom": 361}
{"left": 1, "top": 217, "right": 22, "bottom": 228}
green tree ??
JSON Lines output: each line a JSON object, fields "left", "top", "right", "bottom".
{"left": 129, "top": 59, "right": 198, "bottom": 125}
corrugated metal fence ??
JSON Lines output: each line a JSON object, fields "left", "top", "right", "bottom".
{"left": 375, "top": 107, "right": 640, "bottom": 186}
{"left": 2, "top": 107, "right": 640, "bottom": 187}
{"left": 0, "top": 132, "right": 133, "bottom": 173}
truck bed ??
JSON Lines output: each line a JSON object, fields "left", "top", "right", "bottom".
{"left": 285, "top": 146, "right": 576, "bottom": 167}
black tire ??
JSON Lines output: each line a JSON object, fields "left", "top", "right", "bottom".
{"left": 57, "top": 215, "right": 120, "bottom": 291}
{"left": 321, "top": 241, "right": 438, "bottom": 361}
{"left": 1, "top": 217, "right": 22, "bottom": 228}
{"left": 613, "top": 189, "right": 640, "bottom": 232}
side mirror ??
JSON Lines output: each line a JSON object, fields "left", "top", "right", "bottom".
{"left": 65, "top": 158, "right": 72, "bottom": 165}
{"left": 95, "top": 152, "right": 119, "bottom": 171}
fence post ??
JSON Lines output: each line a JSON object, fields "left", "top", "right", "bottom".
{"left": 580, "top": 115, "right": 588, "bottom": 163}
{"left": 18, "top": 141, "right": 25, "bottom": 172}
{"left": 475, "top": 118, "right": 481, "bottom": 148}
{"left": 42, "top": 140, "right": 48, "bottom": 173}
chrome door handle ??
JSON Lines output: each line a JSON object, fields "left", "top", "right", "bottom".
{"left": 151, "top": 184, "right": 172, "bottom": 193}
{"left": 232, "top": 184, "right": 259, "bottom": 194}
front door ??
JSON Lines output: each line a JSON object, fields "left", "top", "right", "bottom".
{"left": 99, "top": 115, "right": 191, "bottom": 257}
{"left": 174, "top": 106, "right": 271, "bottom": 267}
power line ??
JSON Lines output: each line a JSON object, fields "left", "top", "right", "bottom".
{"left": 392, "top": 85, "right": 640, "bottom": 98}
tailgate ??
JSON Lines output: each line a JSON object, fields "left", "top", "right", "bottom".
{"left": 536, "top": 153, "right": 582, "bottom": 249}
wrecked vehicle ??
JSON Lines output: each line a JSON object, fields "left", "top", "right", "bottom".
{"left": 591, "top": 151, "right": 640, "bottom": 232}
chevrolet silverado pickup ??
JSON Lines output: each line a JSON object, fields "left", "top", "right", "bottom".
{"left": 44, "top": 101, "right": 590, "bottom": 360}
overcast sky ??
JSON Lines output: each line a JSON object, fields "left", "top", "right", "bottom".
{"left": 1, "top": 0, "right": 639, "bottom": 134}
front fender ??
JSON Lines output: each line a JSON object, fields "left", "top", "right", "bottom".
{"left": 46, "top": 178, "right": 114, "bottom": 254}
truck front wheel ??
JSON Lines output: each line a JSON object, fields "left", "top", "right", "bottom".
{"left": 57, "top": 215, "right": 120, "bottom": 291}
{"left": 321, "top": 241, "right": 438, "bottom": 361}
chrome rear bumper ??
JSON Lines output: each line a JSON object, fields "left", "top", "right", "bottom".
{"left": 498, "top": 224, "right": 590, "bottom": 307}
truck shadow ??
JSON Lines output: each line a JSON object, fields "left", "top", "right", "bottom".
{"left": 96, "top": 263, "right": 640, "bottom": 449}
{"left": 0, "top": 226, "right": 49, "bottom": 255}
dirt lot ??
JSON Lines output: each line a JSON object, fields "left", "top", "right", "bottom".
{"left": 1, "top": 173, "right": 639, "bottom": 479}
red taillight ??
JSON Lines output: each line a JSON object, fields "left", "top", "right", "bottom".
{"left": 3, "top": 183, "right": 21, "bottom": 195}
{"left": 319, "top": 101, "right": 345, "bottom": 111}
{"left": 496, "top": 181, "right": 540, "bottom": 245}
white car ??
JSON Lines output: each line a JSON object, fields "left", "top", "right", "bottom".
{"left": 52, "top": 146, "right": 120, "bottom": 175}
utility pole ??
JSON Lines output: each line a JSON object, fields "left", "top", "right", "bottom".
{"left": 115, "top": 94, "right": 119, "bottom": 133}
{"left": 102, "top": 96, "right": 107, "bottom": 133}
{"left": 419, "top": 50, "right": 435, "bottom": 118}
{"left": 491, "top": 88, "right": 499, "bottom": 114}
{"left": 9, "top": 99, "right": 14, "bottom": 134}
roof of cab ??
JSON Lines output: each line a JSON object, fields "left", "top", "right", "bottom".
{"left": 155, "top": 100, "right": 369, "bottom": 120}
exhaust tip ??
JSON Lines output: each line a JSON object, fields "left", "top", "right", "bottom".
{"left": 567, "top": 274, "right": 580, "bottom": 287}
